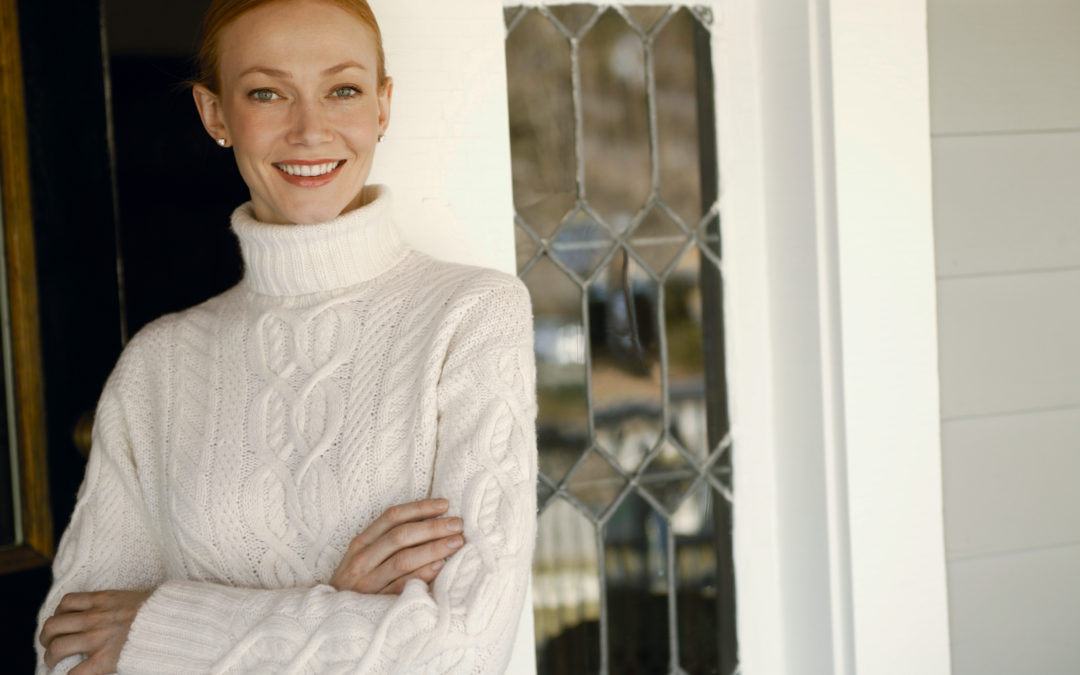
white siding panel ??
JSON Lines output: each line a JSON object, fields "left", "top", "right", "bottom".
{"left": 928, "top": 0, "right": 1080, "bottom": 134}
{"left": 948, "top": 544, "right": 1080, "bottom": 675}
{"left": 933, "top": 132, "right": 1080, "bottom": 277}
{"left": 937, "top": 270, "right": 1080, "bottom": 419}
{"left": 942, "top": 408, "right": 1080, "bottom": 558}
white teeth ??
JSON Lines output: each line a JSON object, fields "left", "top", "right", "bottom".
{"left": 276, "top": 161, "right": 342, "bottom": 177}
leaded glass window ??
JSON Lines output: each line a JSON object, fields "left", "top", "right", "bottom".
{"left": 505, "top": 5, "right": 736, "bottom": 674}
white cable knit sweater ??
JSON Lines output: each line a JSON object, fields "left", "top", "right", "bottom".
{"left": 35, "top": 186, "right": 538, "bottom": 674}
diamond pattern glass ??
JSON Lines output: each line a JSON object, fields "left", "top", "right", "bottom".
{"left": 548, "top": 4, "right": 601, "bottom": 36}
{"left": 551, "top": 209, "right": 615, "bottom": 280}
{"left": 591, "top": 251, "right": 662, "bottom": 472}
{"left": 630, "top": 205, "right": 691, "bottom": 278}
{"left": 639, "top": 440, "right": 699, "bottom": 515}
{"left": 524, "top": 256, "right": 588, "bottom": 484}
{"left": 506, "top": 6, "right": 735, "bottom": 674}
{"left": 534, "top": 498, "right": 602, "bottom": 674}
{"left": 673, "top": 482, "right": 736, "bottom": 675}
{"left": 625, "top": 6, "right": 671, "bottom": 34}
{"left": 566, "top": 448, "right": 628, "bottom": 518}
{"left": 515, "top": 221, "right": 541, "bottom": 273}
{"left": 580, "top": 9, "right": 651, "bottom": 232}
{"left": 655, "top": 8, "right": 706, "bottom": 229}
{"left": 604, "top": 490, "right": 671, "bottom": 673}
{"left": 507, "top": 10, "right": 577, "bottom": 239}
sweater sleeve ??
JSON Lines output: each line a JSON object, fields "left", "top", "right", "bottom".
{"left": 115, "top": 279, "right": 539, "bottom": 674}
{"left": 35, "top": 352, "right": 169, "bottom": 674}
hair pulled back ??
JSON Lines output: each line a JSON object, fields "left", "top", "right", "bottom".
{"left": 194, "top": 0, "right": 388, "bottom": 92}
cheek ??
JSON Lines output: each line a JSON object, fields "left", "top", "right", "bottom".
{"left": 229, "top": 109, "right": 279, "bottom": 153}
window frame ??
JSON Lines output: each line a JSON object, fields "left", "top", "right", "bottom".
{"left": 505, "top": 1, "right": 951, "bottom": 673}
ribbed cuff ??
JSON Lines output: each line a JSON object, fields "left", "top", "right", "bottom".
{"left": 118, "top": 580, "right": 246, "bottom": 673}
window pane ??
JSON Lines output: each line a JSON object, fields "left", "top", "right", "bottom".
{"left": 580, "top": 9, "right": 651, "bottom": 232}
{"left": 506, "top": 6, "right": 736, "bottom": 673}
{"left": 507, "top": 10, "right": 577, "bottom": 238}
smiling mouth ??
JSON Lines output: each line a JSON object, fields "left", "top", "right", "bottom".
{"left": 273, "top": 160, "right": 346, "bottom": 177}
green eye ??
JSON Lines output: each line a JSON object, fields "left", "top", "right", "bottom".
{"left": 250, "top": 89, "right": 279, "bottom": 102}
{"left": 332, "top": 86, "right": 360, "bottom": 98}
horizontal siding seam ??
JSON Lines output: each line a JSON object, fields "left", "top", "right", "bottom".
{"left": 936, "top": 265, "right": 1080, "bottom": 283}
{"left": 947, "top": 540, "right": 1080, "bottom": 566}
{"left": 932, "top": 127, "right": 1080, "bottom": 139}
{"left": 940, "top": 403, "right": 1080, "bottom": 424}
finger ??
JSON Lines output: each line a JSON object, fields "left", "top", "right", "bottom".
{"left": 367, "top": 534, "right": 465, "bottom": 591}
{"left": 358, "top": 516, "right": 463, "bottom": 574}
{"left": 44, "top": 629, "right": 105, "bottom": 668}
{"left": 380, "top": 558, "right": 446, "bottom": 595}
{"left": 355, "top": 498, "right": 450, "bottom": 548}
{"left": 70, "top": 646, "right": 120, "bottom": 675}
{"left": 55, "top": 592, "right": 97, "bottom": 615}
{"left": 40, "top": 610, "right": 100, "bottom": 648}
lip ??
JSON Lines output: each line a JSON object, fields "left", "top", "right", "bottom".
{"left": 273, "top": 159, "right": 346, "bottom": 188}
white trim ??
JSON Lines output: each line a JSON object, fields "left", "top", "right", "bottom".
{"left": 807, "top": 0, "right": 855, "bottom": 671}
{"left": 497, "top": 2, "right": 952, "bottom": 674}
{"left": 826, "top": 1, "right": 951, "bottom": 672}
{"left": 713, "top": 1, "right": 788, "bottom": 672}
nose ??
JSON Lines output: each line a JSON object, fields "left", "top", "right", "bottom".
{"left": 286, "top": 98, "right": 333, "bottom": 146}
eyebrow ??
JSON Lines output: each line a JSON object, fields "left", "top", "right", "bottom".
{"left": 238, "top": 62, "right": 368, "bottom": 79}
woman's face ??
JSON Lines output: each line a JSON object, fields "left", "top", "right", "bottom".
{"left": 194, "top": 0, "right": 391, "bottom": 224}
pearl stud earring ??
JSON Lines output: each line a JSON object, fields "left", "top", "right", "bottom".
{"left": 217, "top": 138, "right": 227, "bottom": 147}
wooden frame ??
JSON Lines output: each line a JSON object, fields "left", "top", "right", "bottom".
{"left": 0, "top": 0, "right": 53, "bottom": 574}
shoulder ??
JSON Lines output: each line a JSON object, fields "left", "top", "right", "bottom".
{"left": 109, "top": 286, "right": 243, "bottom": 381}
{"left": 406, "top": 253, "right": 531, "bottom": 317}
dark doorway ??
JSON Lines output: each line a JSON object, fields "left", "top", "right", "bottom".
{"left": 2, "top": 1, "right": 248, "bottom": 669}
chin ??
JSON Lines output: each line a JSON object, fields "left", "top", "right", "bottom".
{"left": 275, "top": 200, "right": 351, "bottom": 225}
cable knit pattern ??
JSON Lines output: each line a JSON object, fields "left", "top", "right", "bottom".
{"left": 35, "top": 186, "right": 538, "bottom": 674}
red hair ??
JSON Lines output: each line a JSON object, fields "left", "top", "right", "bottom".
{"left": 194, "top": 0, "right": 388, "bottom": 92}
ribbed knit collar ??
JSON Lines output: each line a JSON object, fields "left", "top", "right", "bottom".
{"left": 230, "top": 185, "right": 407, "bottom": 297}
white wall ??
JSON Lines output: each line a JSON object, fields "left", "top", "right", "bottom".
{"left": 366, "top": 2, "right": 534, "bottom": 672}
{"left": 928, "top": 1, "right": 1080, "bottom": 673}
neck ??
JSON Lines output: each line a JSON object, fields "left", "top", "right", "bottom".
{"left": 230, "top": 185, "right": 407, "bottom": 296}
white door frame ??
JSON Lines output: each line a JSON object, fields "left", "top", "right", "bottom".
{"left": 386, "top": 1, "right": 954, "bottom": 672}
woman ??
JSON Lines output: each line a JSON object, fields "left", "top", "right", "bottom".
{"left": 35, "top": 0, "right": 537, "bottom": 672}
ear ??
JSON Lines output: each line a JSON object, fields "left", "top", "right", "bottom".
{"left": 192, "top": 84, "right": 230, "bottom": 144}
{"left": 377, "top": 77, "right": 393, "bottom": 137}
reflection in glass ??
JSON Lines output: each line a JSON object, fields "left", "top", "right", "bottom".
{"left": 655, "top": 9, "right": 705, "bottom": 228}
{"left": 506, "top": 5, "right": 734, "bottom": 672}
{"left": 524, "top": 256, "right": 588, "bottom": 484}
{"left": 581, "top": 9, "right": 650, "bottom": 231}
{"left": 566, "top": 449, "right": 627, "bottom": 518}
{"left": 673, "top": 482, "right": 721, "bottom": 674}
{"left": 548, "top": 3, "right": 601, "bottom": 36}
{"left": 515, "top": 221, "right": 541, "bottom": 273}
{"left": 630, "top": 205, "right": 691, "bottom": 278}
{"left": 533, "top": 498, "right": 601, "bottom": 674}
{"left": 709, "top": 443, "right": 733, "bottom": 496}
{"left": 507, "top": 10, "right": 577, "bottom": 239}
{"left": 604, "top": 490, "right": 671, "bottom": 673}
{"left": 639, "top": 440, "right": 698, "bottom": 515}
{"left": 590, "top": 252, "right": 662, "bottom": 472}
{"left": 625, "top": 6, "right": 670, "bottom": 33}
{"left": 551, "top": 209, "right": 614, "bottom": 281}
{"left": 503, "top": 6, "right": 526, "bottom": 29}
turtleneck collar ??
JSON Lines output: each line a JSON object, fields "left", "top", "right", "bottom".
{"left": 230, "top": 185, "right": 408, "bottom": 297}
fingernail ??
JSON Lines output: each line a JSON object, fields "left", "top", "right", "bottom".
{"left": 447, "top": 518, "right": 463, "bottom": 532}
{"left": 432, "top": 498, "right": 449, "bottom": 510}
{"left": 448, "top": 536, "right": 464, "bottom": 549}
{"left": 432, "top": 559, "right": 444, "bottom": 570}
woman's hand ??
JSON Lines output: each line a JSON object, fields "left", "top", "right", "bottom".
{"left": 330, "top": 498, "right": 465, "bottom": 595}
{"left": 39, "top": 589, "right": 151, "bottom": 674}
